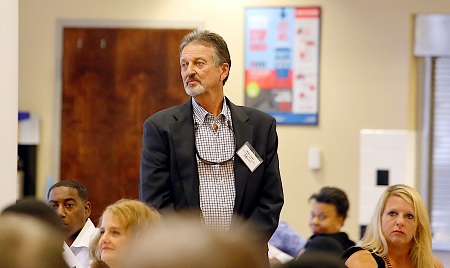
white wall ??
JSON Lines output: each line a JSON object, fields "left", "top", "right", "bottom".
{"left": 0, "top": 0, "right": 18, "bottom": 210}
{"left": 18, "top": 0, "right": 450, "bottom": 243}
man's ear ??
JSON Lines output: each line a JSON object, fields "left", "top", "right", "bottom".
{"left": 220, "top": 63, "right": 229, "bottom": 81}
{"left": 84, "top": 201, "right": 91, "bottom": 218}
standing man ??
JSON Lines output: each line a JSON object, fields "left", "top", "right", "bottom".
{"left": 139, "top": 30, "right": 283, "bottom": 242}
{"left": 48, "top": 180, "right": 97, "bottom": 268}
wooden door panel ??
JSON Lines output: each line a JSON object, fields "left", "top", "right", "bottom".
{"left": 61, "top": 28, "right": 192, "bottom": 223}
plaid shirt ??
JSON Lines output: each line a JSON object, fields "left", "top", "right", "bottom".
{"left": 192, "top": 98, "right": 236, "bottom": 230}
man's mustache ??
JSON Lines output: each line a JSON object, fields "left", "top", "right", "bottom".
{"left": 185, "top": 75, "right": 201, "bottom": 85}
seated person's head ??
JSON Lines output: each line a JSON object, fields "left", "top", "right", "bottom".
{"left": 1, "top": 198, "right": 64, "bottom": 234}
{"left": 0, "top": 214, "right": 67, "bottom": 268}
{"left": 365, "top": 184, "right": 431, "bottom": 254}
{"left": 121, "top": 213, "right": 268, "bottom": 268}
{"left": 47, "top": 180, "right": 91, "bottom": 244}
{"left": 309, "top": 187, "right": 349, "bottom": 234}
{"left": 90, "top": 199, "right": 162, "bottom": 268}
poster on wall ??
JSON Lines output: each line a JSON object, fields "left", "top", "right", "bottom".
{"left": 244, "top": 6, "right": 321, "bottom": 125}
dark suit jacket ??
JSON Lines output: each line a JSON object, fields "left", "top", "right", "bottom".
{"left": 139, "top": 98, "right": 284, "bottom": 240}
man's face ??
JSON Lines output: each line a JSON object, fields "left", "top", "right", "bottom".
{"left": 48, "top": 186, "right": 91, "bottom": 238}
{"left": 180, "top": 43, "right": 229, "bottom": 97}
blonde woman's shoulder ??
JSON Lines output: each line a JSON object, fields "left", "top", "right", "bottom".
{"left": 433, "top": 255, "right": 444, "bottom": 268}
{"left": 345, "top": 249, "right": 378, "bottom": 268}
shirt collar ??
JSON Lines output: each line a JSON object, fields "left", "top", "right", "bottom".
{"left": 70, "top": 218, "right": 97, "bottom": 248}
{"left": 192, "top": 97, "right": 231, "bottom": 124}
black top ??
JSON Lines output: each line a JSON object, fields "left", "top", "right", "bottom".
{"left": 285, "top": 253, "right": 346, "bottom": 268}
{"left": 342, "top": 246, "right": 386, "bottom": 268}
{"left": 302, "top": 232, "right": 356, "bottom": 256}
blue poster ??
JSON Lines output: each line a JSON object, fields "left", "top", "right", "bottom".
{"left": 245, "top": 7, "right": 321, "bottom": 125}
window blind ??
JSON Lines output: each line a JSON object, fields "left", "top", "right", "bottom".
{"left": 431, "top": 57, "right": 450, "bottom": 250}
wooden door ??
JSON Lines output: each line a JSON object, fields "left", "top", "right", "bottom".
{"left": 61, "top": 28, "right": 192, "bottom": 223}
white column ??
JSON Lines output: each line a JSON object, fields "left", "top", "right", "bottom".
{"left": 0, "top": 0, "right": 19, "bottom": 209}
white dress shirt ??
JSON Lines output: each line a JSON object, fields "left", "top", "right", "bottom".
{"left": 69, "top": 218, "right": 97, "bottom": 268}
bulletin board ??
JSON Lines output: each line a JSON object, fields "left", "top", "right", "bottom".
{"left": 244, "top": 7, "right": 321, "bottom": 125}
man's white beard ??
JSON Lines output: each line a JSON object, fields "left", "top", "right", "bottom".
{"left": 185, "top": 83, "right": 206, "bottom": 97}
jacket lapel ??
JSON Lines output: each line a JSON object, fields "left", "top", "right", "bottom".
{"left": 170, "top": 98, "right": 253, "bottom": 210}
{"left": 170, "top": 99, "right": 199, "bottom": 207}
{"left": 227, "top": 99, "right": 253, "bottom": 213}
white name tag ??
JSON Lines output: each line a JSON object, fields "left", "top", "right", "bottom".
{"left": 236, "top": 141, "right": 263, "bottom": 172}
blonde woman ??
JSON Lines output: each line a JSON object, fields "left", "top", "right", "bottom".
{"left": 89, "top": 199, "right": 162, "bottom": 268}
{"left": 344, "top": 184, "right": 444, "bottom": 268}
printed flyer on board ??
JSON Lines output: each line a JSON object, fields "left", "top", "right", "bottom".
{"left": 245, "top": 7, "right": 321, "bottom": 125}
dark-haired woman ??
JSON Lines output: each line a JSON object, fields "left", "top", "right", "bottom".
{"left": 297, "top": 187, "right": 355, "bottom": 258}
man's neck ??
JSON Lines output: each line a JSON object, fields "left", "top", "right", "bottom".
{"left": 193, "top": 91, "right": 224, "bottom": 117}
{"left": 66, "top": 228, "right": 82, "bottom": 247}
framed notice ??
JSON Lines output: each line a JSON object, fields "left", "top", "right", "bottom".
{"left": 245, "top": 7, "right": 321, "bottom": 125}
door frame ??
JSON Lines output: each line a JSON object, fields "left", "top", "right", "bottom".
{"left": 51, "top": 19, "right": 203, "bottom": 184}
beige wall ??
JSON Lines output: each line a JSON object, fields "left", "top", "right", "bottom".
{"left": 0, "top": 0, "right": 18, "bottom": 210}
{"left": 19, "top": 0, "right": 450, "bottom": 240}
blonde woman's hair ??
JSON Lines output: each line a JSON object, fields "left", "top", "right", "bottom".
{"left": 89, "top": 199, "right": 162, "bottom": 268}
{"left": 358, "top": 184, "right": 436, "bottom": 267}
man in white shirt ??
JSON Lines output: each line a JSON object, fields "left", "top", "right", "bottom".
{"left": 48, "top": 180, "right": 97, "bottom": 268}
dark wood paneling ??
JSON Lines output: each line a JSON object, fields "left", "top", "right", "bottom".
{"left": 61, "top": 28, "right": 192, "bottom": 223}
